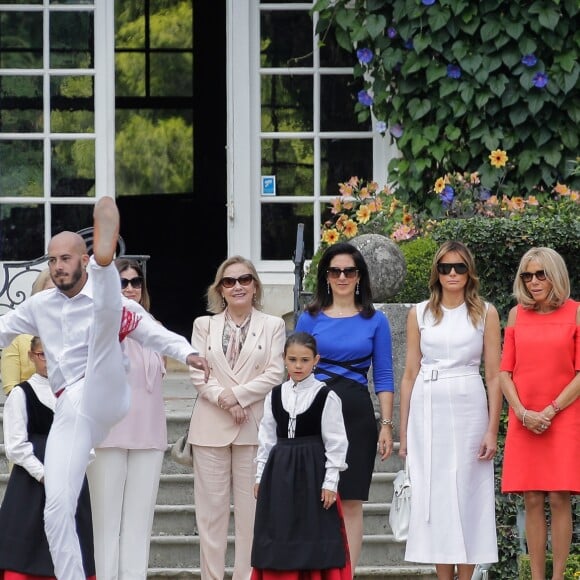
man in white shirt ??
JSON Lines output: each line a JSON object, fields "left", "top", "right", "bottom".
{"left": 0, "top": 197, "right": 209, "bottom": 580}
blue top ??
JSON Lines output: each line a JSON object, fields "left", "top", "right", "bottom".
{"left": 295, "top": 311, "right": 394, "bottom": 393}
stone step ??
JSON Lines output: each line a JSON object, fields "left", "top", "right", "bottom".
{"left": 148, "top": 533, "right": 423, "bottom": 569}
{"left": 147, "top": 565, "right": 437, "bottom": 579}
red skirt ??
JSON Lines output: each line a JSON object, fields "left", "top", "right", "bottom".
{"left": 251, "top": 496, "right": 351, "bottom": 580}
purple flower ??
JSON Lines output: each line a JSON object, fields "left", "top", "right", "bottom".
{"left": 532, "top": 72, "right": 548, "bottom": 88}
{"left": 440, "top": 185, "right": 455, "bottom": 206}
{"left": 447, "top": 64, "right": 462, "bottom": 79}
{"left": 422, "top": 0, "right": 436, "bottom": 4}
{"left": 404, "top": 38, "right": 414, "bottom": 50}
{"left": 521, "top": 54, "right": 537, "bottom": 67}
{"left": 357, "top": 90, "right": 373, "bottom": 107}
{"left": 375, "top": 121, "right": 387, "bottom": 133}
{"left": 389, "top": 123, "right": 404, "bottom": 138}
{"left": 478, "top": 188, "right": 491, "bottom": 201}
{"left": 387, "top": 26, "right": 397, "bottom": 39}
{"left": 356, "top": 48, "right": 374, "bottom": 65}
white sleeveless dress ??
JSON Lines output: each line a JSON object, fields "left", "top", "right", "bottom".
{"left": 404, "top": 301, "right": 498, "bottom": 564}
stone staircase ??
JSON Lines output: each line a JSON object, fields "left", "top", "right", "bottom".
{"left": 0, "top": 370, "right": 437, "bottom": 579}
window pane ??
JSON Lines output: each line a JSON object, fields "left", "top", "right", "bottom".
{"left": 115, "top": 4, "right": 145, "bottom": 49}
{"left": 150, "top": 53, "right": 193, "bottom": 97}
{"left": 0, "top": 141, "right": 43, "bottom": 197}
{"left": 0, "top": 12, "right": 43, "bottom": 68}
{"left": 150, "top": 0, "right": 192, "bottom": 49}
{"left": 319, "top": 30, "right": 355, "bottom": 68}
{"left": 261, "top": 11, "right": 312, "bottom": 68}
{"left": 0, "top": 76, "right": 43, "bottom": 132}
{"left": 115, "top": 53, "right": 146, "bottom": 97}
{"left": 50, "top": 12, "right": 94, "bottom": 68}
{"left": 50, "top": 76, "right": 94, "bottom": 133}
{"left": 261, "top": 75, "right": 313, "bottom": 132}
{"left": 261, "top": 139, "right": 313, "bottom": 196}
{"left": 321, "top": 139, "right": 373, "bottom": 195}
{"left": 115, "top": 110, "right": 193, "bottom": 196}
{"left": 320, "top": 74, "right": 367, "bottom": 132}
{"left": 51, "top": 203, "right": 93, "bottom": 236}
{"left": 0, "top": 204, "right": 45, "bottom": 260}
{"left": 50, "top": 0, "right": 93, "bottom": 4}
{"left": 51, "top": 140, "right": 95, "bottom": 197}
{"left": 261, "top": 202, "right": 318, "bottom": 260}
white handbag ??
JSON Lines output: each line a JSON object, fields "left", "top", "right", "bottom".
{"left": 389, "top": 460, "right": 411, "bottom": 542}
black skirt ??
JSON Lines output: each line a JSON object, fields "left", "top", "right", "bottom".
{"left": 252, "top": 436, "right": 346, "bottom": 570}
{"left": 325, "top": 376, "right": 377, "bottom": 501}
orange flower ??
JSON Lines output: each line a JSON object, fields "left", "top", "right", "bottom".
{"left": 469, "top": 172, "right": 480, "bottom": 184}
{"left": 367, "top": 200, "right": 377, "bottom": 212}
{"left": 489, "top": 149, "right": 508, "bottom": 168}
{"left": 570, "top": 191, "right": 579, "bottom": 201}
{"left": 339, "top": 183, "right": 353, "bottom": 196}
{"left": 322, "top": 229, "right": 340, "bottom": 244}
{"left": 335, "top": 214, "right": 348, "bottom": 231}
{"left": 434, "top": 177, "right": 445, "bottom": 194}
{"left": 330, "top": 197, "right": 342, "bottom": 214}
{"left": 486, "top": 195, "right": 499, "bottom": 206}
{"left": 526, "top": 195, "right": 539, "bottom": 206}
{"left": 359, "top": 187, "right": 370, "bottom": 199}
{"left": 342, "top": 200, "right": 354, "bottom": 210}
{"left": 368, "top": 181, "right": 379, "bottom": 194}
{"left": 402, "top": 212, "right": 413, "bottom": 225}
{"left": 509, "top": 196, "right": 525, "bottom": 211}
{"left": 356, "top": 204, "right": 371, "bottom": 224}
{"left": 343, "top": 219, "right": 358, "bottom": 238}
{"left": 554, "top": 182, "right": 570, "bottom": 196}
{"left": 347, "top": 176, "right": 359, "bottom": 187}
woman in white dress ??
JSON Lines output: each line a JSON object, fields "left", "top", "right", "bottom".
{"left": 398, "top": 240, "right": 502, "bottom": 580}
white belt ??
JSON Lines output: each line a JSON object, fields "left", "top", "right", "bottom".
{"left": 421, "top": 365, "right": 480, "bottom": 521}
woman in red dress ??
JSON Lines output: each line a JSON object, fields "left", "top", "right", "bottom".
{"left": 500, "top": 247, "right": 580, "bottom": 580}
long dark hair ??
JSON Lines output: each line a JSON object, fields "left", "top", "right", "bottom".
{"left": 306, "top": 242, "right": 375, "bottom": 318}
{"left": 115, "top": 258, "right": 151, "bottom": 312}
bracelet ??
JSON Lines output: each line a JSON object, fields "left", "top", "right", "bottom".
{"left": 522, "top": 409, "right": 528, "bottom": 427}
{"left": 380, "top": 418, "right": 394, "bottom": 428}
{"left": 551, "top": 399, "right": 561, "bottom": 413}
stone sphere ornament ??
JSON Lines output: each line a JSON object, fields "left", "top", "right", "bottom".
{"left": 349, "top": 234, "right": 406, "bottom": 302}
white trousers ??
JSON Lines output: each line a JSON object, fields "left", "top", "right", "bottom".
{"left": 44, "top": 259, "right": 130, "bottom": 580}
{"left": 87, "top": 447, "right": 164, "bottom": 580}
{"left": 193, "top": 444, "right": 257, "bottom": 580}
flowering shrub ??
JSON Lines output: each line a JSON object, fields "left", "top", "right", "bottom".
{"left": 427, "top": 149, "right": 580, "bottom": 218}
{"left": 320, "top": 176, "right": 420, "bottom": 246}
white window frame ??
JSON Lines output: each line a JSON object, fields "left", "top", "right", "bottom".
{"left": 0, "top": 0, "right": 115, "bottom": 255}
{"left": 226, "top": 0, "right": 397, "bottom": 295}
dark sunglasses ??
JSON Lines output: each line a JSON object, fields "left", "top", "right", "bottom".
{"left": 220, "top": 274, "right": 254, "bottom": 288}
{"left": 520, "top": 270, "right": 547, "bottom": 283}
{"left": 327, "top": 267, "right": 359, "bottom": 279}
{"left": 120, "top": 276, "right": 144, "bottom": 289}
{"left": 31, "top": 351, "right": 46, "bottom": 361}
{"left": 437, "top": 262, "right": 468, "bottom": 275}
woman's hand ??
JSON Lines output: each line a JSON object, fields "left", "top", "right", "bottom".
{"left": 218, "top": 388, "right": 238, "bottom": 410}
{"left": 378, "top": 425, "right": 394, "bottom": 461}
{"left": 321, "top": 488, "right": 337, "bottom": 510}
{"left": 229, "top": 404, "right": 248, "bottom": 425}
{"left": 253, "top": 483, "right": 259, "bottom": 499}
{"left": 478, "top": 432, "right": 497, "bottom": 460}
{"left": 523, "top": 408, "right": 551, "bottom": 435}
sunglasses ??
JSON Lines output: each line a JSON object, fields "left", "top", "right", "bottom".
{"left": 31, "top": 351, "right": 46, "bottom": 361}
{"left": 520, "top": 270, "right": 547, "bottom": 283}
{"left": 327, "top": 267, "right": 359, "bottom": 279}
{"left": 120, "top": 276, "right": 144, "bottom": 289}
{"left": 220, "top": 274, "right": 254, "bottom": 288}
{"left": 437, "top": 262, "right": 468, "bottom": 275}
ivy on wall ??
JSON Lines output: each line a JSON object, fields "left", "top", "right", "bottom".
{"left": 312, "top": 0, "right": 579, "bottom": 208}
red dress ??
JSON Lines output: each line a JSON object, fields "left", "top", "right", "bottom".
{"left": 500, "top": 299, "right": 580, "bottom": 493}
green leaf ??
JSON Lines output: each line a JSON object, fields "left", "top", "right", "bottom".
{"left": 335, "top": 8, "right": 357, "bottom": 31}
{"left": 459, "top": 83, "right": 475, "bottom": 104}
{"left": 488, "top": 74, "right": 509, "bottom": 97}
{"left": 335, "top": 27, "right": 353, "bottom": 52}
{"left": 505, "top": 21, "right": 524, "bottom": 40}
{"left": 480, "top": 21, "right": 499, "bottom": 42}
{"left": 462, "top": 53, "right": 483, "bottom": 75}
{"left": 411, "top": 135, "right": 429, "bottom": 156}
{"left": 426, "top": 63, "right": 448, "bottom": 84}
{"left": 563, "top": 65, "right": 579, "bottom": 94}
{"left": 554, "top": 51, "right": 577, "bottom": 74}
{"left": 428, "top": 9, "right": 450, "bottom": 33}
{"left": 451, "top": 40, "right": 468, "bottom": 61}
{"left": 439, "top": 80, "right": 458, "bottom": 98}
{"left": 560, "top": 126, "right": 579, "bottom": 150}
{"left": 508, "top": 106, "right": 529, "bottom": 127}
{"left": 423, "top": 124, "right": 440, "bottom": 143}
{"left": 527, "top": 93, "right": 545, "bottom": 115}
{"left": 518, "top": 37, "right": 537, "bottom": 55}
{"left": 444, "top": 125, "right": 461, "bottom": 141}
{"left": 409, "top": 98, "right": 432, "bottom": 120}
{"left": 517, "top": 149, "right": 537, "bottom": 173}
{"left": 501, "top": 48, "right": 521, "bottom": 69}
{"left": 538, "top": 6, "right": 560, "bottom": 31}
{"left": 431, "top": 143, "right": 447, "bottom": 162}
{"left": 541, "top": 145, "right": 562, "bottom": 168}
{"left": 366, "top": 14, "right": 387, "bottom": 39}
{"left": 475, "top": 91, "right": 491, "bottom": 109}
{"left": 533, "top": 127, "right": 552, "bottom": 148}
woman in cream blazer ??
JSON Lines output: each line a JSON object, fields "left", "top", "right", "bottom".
{"left": 188, "top": 256, "right": 286, "bottom": 580}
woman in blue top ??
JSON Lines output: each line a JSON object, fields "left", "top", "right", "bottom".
{"left": 296, "top": 242, "right": 395, "bottom": 575}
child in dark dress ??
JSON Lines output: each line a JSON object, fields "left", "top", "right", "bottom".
{"left": 251, "top": 332, "right": 350, "bottom": 580}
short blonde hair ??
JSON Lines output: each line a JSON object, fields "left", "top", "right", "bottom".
{"left": 513, "top": 247, "right": 570, "bottom": 310}
{"left": 31, "top": 268, "right": 53, "bottom": 294}
{"left": 206, "top": 256, "right": 263, "bottom": 314}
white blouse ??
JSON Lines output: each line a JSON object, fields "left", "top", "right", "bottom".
{"left": 3, "top": 373, "right": 55, "bottom": 482}
{"left": 255, "top": 374, "right": 348, "bottom": 492}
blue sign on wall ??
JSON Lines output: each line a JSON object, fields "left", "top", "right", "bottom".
{"left": 261, "top": 175, "right": 276, "bottom": 196}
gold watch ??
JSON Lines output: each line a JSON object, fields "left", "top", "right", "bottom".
{"left": 381, "top": 418, "right": 394, "bottom": 427}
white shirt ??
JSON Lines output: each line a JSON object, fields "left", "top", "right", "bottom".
{"left": 0, "top": 274, "right": 197, "bottom": 395}
{"left": 3, "top": 373, "right": 55, "bottom": 482}
{"left": 255, "top": 374, "right": 348, "bottom": 492}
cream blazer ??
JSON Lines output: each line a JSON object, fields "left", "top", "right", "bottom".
{"left": 188, "top": 309, "right": 286, "bottom": 447}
